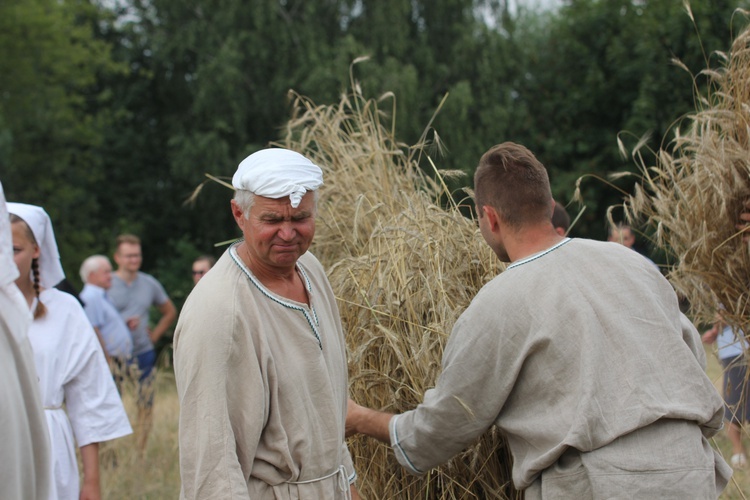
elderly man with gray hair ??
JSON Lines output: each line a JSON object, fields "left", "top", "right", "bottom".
{"left": 79, "top": 255, "right": 134, "bottom": 379}
{"left": 174, "top": 148, "right": 359, "bottom": 499}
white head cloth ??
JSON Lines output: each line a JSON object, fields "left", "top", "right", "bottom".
{"left": 0, "top": 182, "right": 19, "bottom": 287}
{"left": 232, "top": 148, "right": 323, "bottom": 208}
{"left": 6, "top": 202, "right": 65, "bottom": 289}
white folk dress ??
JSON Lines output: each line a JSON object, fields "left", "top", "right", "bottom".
{"left": 174, "top": 246, "right": 356, "bottom": 499}
{"left": 28, "top": 288, "right": 132, "bottom": 500}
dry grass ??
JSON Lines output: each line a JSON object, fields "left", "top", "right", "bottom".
{"left": 128, "top": 25, "right": 750, "bottom": 494}
{"left": 615, "top": 13, "right": 750, "bottom": 333}
{"left": 94, "top": 354, "right": 750, "bottom": 499}
{"left": 91, "top": 354, "right": 750, "bottom": 499}
{"left": 273, "top": 63, "right": 516, "bottom": 498}
{"left": 608, "top": 14, "right": 750, "bottom": 499}
{"left": 97, "top": 359, "right": 181, "bottom": 499}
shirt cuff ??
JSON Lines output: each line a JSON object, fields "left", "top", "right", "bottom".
{"left": 389, "top": 414, "right": 424, "bottom": 475}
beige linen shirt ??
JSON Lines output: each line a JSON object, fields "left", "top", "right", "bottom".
{"left": 175, "top": 245, "right": 355, "bottom": 499}
{"left": 390, "top": 238, "right": 730, "bottom": 498}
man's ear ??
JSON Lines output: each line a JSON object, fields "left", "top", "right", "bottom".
{"left": 482, "top": 205, "right": 501, "bottom": 232}
{"left": 230, "top": 199, "right": 245, "bottom": 226}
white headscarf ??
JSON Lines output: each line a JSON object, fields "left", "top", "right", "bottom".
{"left": 0, "top": 182, "right": 19, "bottom": 287}
{"left": 232, "top": 148, "right": 323, "bottom": 208}
{"left": 6, "top": 202, "right": 65, "bottom": 289}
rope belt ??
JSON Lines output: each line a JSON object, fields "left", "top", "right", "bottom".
{"left": 286, "top": 465, "right": 350, "bottom": 500}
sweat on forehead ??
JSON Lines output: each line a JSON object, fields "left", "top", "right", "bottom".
{"left": 232, "top": 148, "right": 323, "bottom": 208}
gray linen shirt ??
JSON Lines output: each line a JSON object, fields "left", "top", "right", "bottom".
{"left": 174, "top": 246, "right": 356, "bottom": 499}
{"left": 390, "top": 238, "right": 729, "bottom": 497}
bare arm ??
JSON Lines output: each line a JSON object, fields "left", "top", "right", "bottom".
{"left": 346, "top": 399, "right": 394, "bottom": 443}
{"left": 79, "top": 442, "right": 100, "bottom": 500}
{"left": 702, "top": 311, "right": 726, "bottom": 345}
{"left": 702, "top": 323, "right": 721, "bottom": 344}
{"left": 350, "top": 483, "right": 361, "bottom": 500}
{"left": 149, "top": 299, "right": 177, "bottom": 343}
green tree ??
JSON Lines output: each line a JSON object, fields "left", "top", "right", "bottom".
{"left": 0, "top": 0, "right": 122, "bottom": 282}
{"left": 85, "top": 0, "right": 523, "bottom": 276}
{"left": 89, "top": 0, "right": 362, "bottom": 279}
{"left": 512, "top": 0, "right": 747, "bottom": 243}
{"left": 345, "top": 0, "right": 523, "bottom": 194}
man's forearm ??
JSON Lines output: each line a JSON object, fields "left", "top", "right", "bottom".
{"left": 150, "top": 317, "right": 172, "bottom": 342}
{"left": 151, "top": 300, "right": 177, "bottom": 342}
{"left": 347, "top": 399, "right": 394, "bottom": 443}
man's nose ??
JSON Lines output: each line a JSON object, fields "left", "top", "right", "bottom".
{"left": 277, "top": 221, "right": 296, "bottom": 240}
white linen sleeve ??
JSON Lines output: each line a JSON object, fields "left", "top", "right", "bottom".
{"left": 63, "top": 304, "right": 132, "bottom": 447}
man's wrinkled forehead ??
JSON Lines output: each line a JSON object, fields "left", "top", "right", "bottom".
{"left": 254, "top": 192, "right": 316, "bottom": 218}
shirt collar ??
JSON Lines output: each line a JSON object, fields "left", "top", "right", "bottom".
{"left": 506, "top": 238, "right": 572, "bottom": 270}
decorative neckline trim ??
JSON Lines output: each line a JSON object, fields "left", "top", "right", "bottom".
{"left": 506, "top": 238, "right": 572, "bottom": 270}
{"left": 229, "top": 242, "right": 322, "bottom": 350}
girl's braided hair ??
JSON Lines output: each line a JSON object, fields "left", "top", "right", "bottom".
{"left": 9, "top": 214, "right": 46, "bottom": 319}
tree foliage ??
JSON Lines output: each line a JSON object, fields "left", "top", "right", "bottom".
{"left": 0, "top": 0, "right": 122, "bottom": 275}
{"left": 513, "top": 0, "right": 746, "bottom": 241}
{"left": 1, "top": 0, "right": 747, "bottom": 300}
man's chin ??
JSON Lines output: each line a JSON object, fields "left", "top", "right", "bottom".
{"left": 272, "top": 251, "right": 302, "bottom": 266}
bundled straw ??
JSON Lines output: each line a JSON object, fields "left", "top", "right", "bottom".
{"left": 275, "top": 65, "right": 517, "bottom": 498}
{"left": 616, "top": 15, "right": 750, "bottom": 335}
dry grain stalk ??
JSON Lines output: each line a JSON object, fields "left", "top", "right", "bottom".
{"left": 275, "top": 73, "right": 517, "bottom": 498}
{"left": 617, "top": 16, "right": 750, "bottom": 335}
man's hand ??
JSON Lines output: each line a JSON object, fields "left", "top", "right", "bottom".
{"left": 79, "top": 443, "right": 101, "bottom": 500}
{"left": 79, "top": 481, "right": 100, "bottom": 500}
{"left": 126, "top": 316, "right": 140, "bottom": 331}
{"left": 701, "top": 324, "right": 719, "bottom": 344}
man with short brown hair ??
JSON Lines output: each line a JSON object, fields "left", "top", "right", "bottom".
{"left": 347, "top": 142, "right": 731, "bottom": 498}
{"left": 109, "top": 233, "right": 176, "bottom": 455}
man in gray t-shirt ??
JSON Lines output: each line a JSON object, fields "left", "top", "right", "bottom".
{"left": 109, "top": 234, "right": 176, "bottom": 455}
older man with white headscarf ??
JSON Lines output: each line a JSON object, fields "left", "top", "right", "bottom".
{"left": 174, "top": 148, "right": 359, "bottom": 500}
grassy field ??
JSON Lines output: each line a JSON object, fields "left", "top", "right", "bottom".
{"left": 98, "top": 368, "right": 181, "bottom": 499}
{"left": 94, "top": 346, "right": 749, "bottom": 499}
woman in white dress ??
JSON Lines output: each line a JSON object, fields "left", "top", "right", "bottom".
{"left": 8, "top": 203, "right": 132, "bottom": 500}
